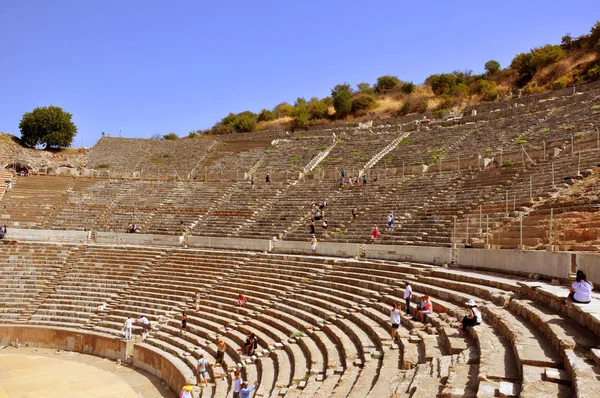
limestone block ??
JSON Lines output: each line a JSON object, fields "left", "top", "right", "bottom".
{"left": 544, "top": 368, "right": 569, "bottom": 384}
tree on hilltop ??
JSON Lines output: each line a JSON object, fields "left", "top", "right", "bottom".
{"left": 19, "top": 106, "right": 77, "bottom": 149}
{"left": 484, "top": 60, "right": 501, "bottom": 75}
{"left": 374, "top": 75, "right": 401, "bottom": 93}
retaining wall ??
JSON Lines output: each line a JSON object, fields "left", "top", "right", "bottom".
{"left": 7, "top": 228, "right": 90, "bottom": 243}
{"left": 575, "top": 252, "right": 600, "bottom": 286}
{"left": 187, "top": 236, "right": 272, "bottom": 252}
{"left": 456, "top": 248, "right": 573, "bottom": 279}
{"left": 96, "top": 232, "right": 180, "bottom": 246}
{"left": 272, "top": 240, "right": 360, "bottom": 257}
{"left": 365, "top": 244, "right": 452, "bottom": 264}
{"left": 133, "top": 343, "right": 191, "bottom": 396}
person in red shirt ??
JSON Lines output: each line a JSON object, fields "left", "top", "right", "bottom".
{"left": 416, "top": 295, "right": 433, "bottom": 323}
{"left": 372, "top": 225, "right": 379, "bottom": 240}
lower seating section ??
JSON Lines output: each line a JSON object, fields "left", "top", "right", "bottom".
{"left": 1, "top": 240, "right": 599, "bottom": 396}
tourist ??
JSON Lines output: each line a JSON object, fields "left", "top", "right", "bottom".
{"left": 243, "top": 332, "right": 253, "bottom": 355}
{"left": 215, "top": 338, "right": 226, "bottom": 367}
{"left": 250, "top": 333, "right": 258, "bottom": 355}
{"left": 390, "top": 303, "right": 401, "bottom": 340}
{"left": 414, "top": 295, "right": 433, "bottom": 323}
{"left": 339, "top": 176, "right": 344, "bottom": 187}
{"left": 240, "top": 381, "right": 259, "bottom": 398}
{"left": 458, "top": 299, "right": 482, "bottom": 336}
{"left": 404, "top": 281, "right": 412, "bottom": 315}
{"left": 568, "top": 270, "right": 593, "bottom": 304}
{"left": 180, "top": 311, "right": 187, "bottom": 333}
{"left": 387, "top": 212, "right": 395, "bottom": 229}
{"left": 237, "top": 293, "right": 248, "bottom": 307}
{"left": 311, "top": 200, "right": 316, "bottom": 209}
{"left": 266, "top": 172, "right": 270, "bottom": 183}
{"left": 122, "top": 317, "right": 133, "bottom": 340}
{"left": 363, "top": 174, "right": 368, "bottom": 185}
{"left": 341, "top": 168, "right": 346, "bottom": 178}
{"left": 180, "top": 380, "right": 195, "bottom": 398}
{"left": 311, "top": 235, "right": 317, "bottom": 255}
{"left": 352, "top": 207, "right": 358, "bottom": 220}
{"left": 6, "top": 182, "right": 11, "bottom": 190}
{"left": 233, "top": 371, "right": 242, "bottom": 398}
{"left": 322, "top": 219, "right": 328, "bottom": 237}
{"left": 250, "top": 175, "right": 255, "bottom": 189}
{"left": 138, "top": 315, "right": 150, "bottom": 340}
{"left": 196, "top": 353, "right": 208, "bottom": 385}
{"left": 179, "top": 219, "right": 185, "bottom": 233}
{"left": 372, "top": 225, "right": 379, "bottom": 240}
{"left": 309, "top": 220, "right": 316, "bottom": 234}
{"left": 194, "top": 291, "right": 201, "bottom": 312}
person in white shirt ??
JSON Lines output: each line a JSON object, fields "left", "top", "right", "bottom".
{"left": 403, "top": 281, "right": 412, "bottom": 315}
{"left": 196, "top": 353, "right": 208, "bottom": 385}
{"left": 459, "top": 299, "right": 482, "bottom": 336}
{"left": 138, "top": 316, "right": 150, "bottom": 341}
{"left": 122, "top": 317, "right": 133, "bottom": 340}
{"left": 568, "top": 270, "right": 593, "bottom": 304}
{"left": 232, "top": 370, "right": 242, "bottom": 398}
{"left": 390, "top": 303, "right": 401, "bottom": 340}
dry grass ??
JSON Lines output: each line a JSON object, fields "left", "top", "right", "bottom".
{"left": 258, "top": 116, "right": 293, "bottom": 130}
{"left": 533, "top": 50, "right": 598, "bottom": 86}
{"left": 373, "top": 96, "right": 403, "bottom": 114}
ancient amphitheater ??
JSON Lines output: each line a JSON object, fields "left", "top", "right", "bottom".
{"left": 1, "top": 83, "right": 600, "bottom": 397}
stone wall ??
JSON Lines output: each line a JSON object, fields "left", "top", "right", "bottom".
{"left": 272, "top": 240, "right": 360, "bottom": 257}
{"left": 133, "top": 343, "right": 191, "bottom": 396}
{"left": 365, "top": 244, "right": 452, "bottom": 264}
{"left": 575, "top": 252, "right": 600, "bottom": 286}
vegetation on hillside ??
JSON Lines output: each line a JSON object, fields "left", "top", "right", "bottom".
{"left": 190, "top": 21, "right": 600, "bottom": 137}
{"left": 19, "top": 106, "right": 77, "bottom": 149}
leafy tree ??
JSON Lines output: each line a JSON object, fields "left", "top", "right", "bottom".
{"left": 163, "top": 133, "right": 179, "bottom": 140}
{"left": 484, "top": 60, "right": 501, "bottom": 75}
{"left": 351, "top": 93, "right": 376, "bottom": 116}
{"left": 356, "top": 82, "right": 374, "bottom": 94}
{"left": 374, "top": 75, "right": 401, "bottom": 93}
{"left": 510, "top": 52, "right": 536, "bottom": 84}
{"left": 307, "top": 97, "right": 330, "bottom": 120}
{"left": 400, "top": 81, "right": 416, "bottom": 94}
{"left": 530, "top": 45, "right": 564, "bottom": 68}
{"left": 273, "top": 102, "right": 295, "bottom": 118}
{"left": 587, "top": 21, "right": 600, "bottom": 54}
{"left": 210, "top": 123, "right": 236, "bottom": 135}
{"left": 331, "top": 83, "right": 353, "bottom": 98}
{"left": 426, "top": 73, "right": 458, "bottom": 96}
{"left": 221, "top": 111, "right": 258, "bottom": 133}
{"left": 257, "top": 109, "right": 275, "bottom": 122}
{"left": 474, "top": 79, "right": 499, "bottom": 101}
{"left": 291, "top": 102, "right": 310, "bottom": 130}
{"left": 561, "top": 33, "right": 573, "bottom": 50}
{"left": 19, "top": 106, "right": 77, "bottom": 149}
{"left": 187, "top": 131, "right": 198, "bottom": 138}
{"left": 333, "top": 90, "right": 353, "bottom": 119}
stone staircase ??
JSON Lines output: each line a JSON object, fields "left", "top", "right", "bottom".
{"left": 361, "top": 131, "right": 411, "bottom": 175}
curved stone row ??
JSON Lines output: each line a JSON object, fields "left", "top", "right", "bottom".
{"left": 1, "top": 240, "right": 599, "bottom": 397}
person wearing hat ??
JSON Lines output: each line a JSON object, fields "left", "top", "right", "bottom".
{"left": 240, "top": 380, "right": 259, "bottom": 398}
{"left": 459, "top": 299, "right": 482, "bottom": 336}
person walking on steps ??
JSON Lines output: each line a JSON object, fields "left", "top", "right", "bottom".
{"left": 122, "top": 317, "right": 133, "bottom": 340}
{"left": 390, "top": 303, "right": 401, "bottom": 340}
{"left": 194, "top": 291, "right": 201, "bottom": 313}
{"left": 180, "top": 380, "right": 195, "bottom": 398}
{"left": 138, "top": 316, "right": 150, "bottom": 341}
{"left": 459, "top": 299, "right": 482, "bottom": 336}
{"left": 240, "top": 381, "right": 259, "bottom": 398}
{"left": 180, "top": 311, "right": 187, "bottom": 333}
{"left": 387, "top": 211, "right": 395, "bottom": 229}
{"left": 311, "top": 235, "right": 317, "bottom": 255}
{"left": 265, "top": 172, "right": 270, "bottom": 183}
{"left": 196, "top": 353, "right": 208, "bottom": 385}
{"left": 215, "top": 338, "right": 226, "bottom": 367}
{"left": 233, "top": 371, "right": 242, "bottom": 398}
{"left": 404, "top": 281, "right": 412, "bottom": 315}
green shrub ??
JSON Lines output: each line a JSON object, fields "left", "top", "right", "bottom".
{"left": 351, "top": 93, "right": 376, "bottom": 116}
{"left": 574, "top": 132, "right": 585, "bottom": 139}
{"left": 511, "top": 52, "right": 536, "bottom": 84}
{"left": 502, "top": 161, "right": 513, "bottom": 167}
{"left": 400, "top": 81, "right": 416, "bottom": 94}
{"left": 410, "top": 98, "right": 428, "bottom": 113}
{"left": 586, "top": 65, "right": 600, "bottom": 82}
{"left": 356, "top": 82, "right": 374, "bottom": 94}
{"left": 257, "top": 109, "right": 275, "bottom": 122}
{"left": 552, "top": 76, "right": 569, "bottom": 89}
{"left": 397, "top": 101, "right": 411, "bottom": 116}
{"left": 163, "top": 133, "right": 179, "bottom": 140}
{"left": 187, "top": 131, "right": 198, "bottom": 138}
{"left": 531, "top": 45, "right": 564, "bottom": 68}
{"left": 222, "top": 111, "right": 258, "bottom": 133}
{"left": 333, "top": 90, "right": 353, "bottom": 119}
{"left": 308, "top": 97, "right": 330, "bottom": 120}
{"left": 331, "top": 83, "right": 353, "bottom": 97}
{"left": 374, "top": 75, "right": 401, "bottom": 93}
{"left": 426, "top": 73, "right": 457, "bottom": 96}
{"left": 291, "top": 103, "right": 310, "bottom": 130}
{"left": 484, "top": 60, "right": 501, "bottom": 75}
{"left": 272, "top": 102, "right": 295, "bottom": 118}
{"left": 96, "top": 163, "right": 110, "bottom": 169}
{"left": 515, "top": 137, "right": 528, "bottom": 144}
{"left": 210, "top": 123, "right": 236, "bottom": 135}
{"left": 473, "top": 79, "right": 498, "bottom": 101}
{"left": 522, "top": 85, "right": 544, "bottom": 95}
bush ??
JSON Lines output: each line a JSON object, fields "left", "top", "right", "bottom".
{"left": 221, "top": 111, "right": 258, "bottom": 133}
{"left": 484, "top": 60, "right": 501, "bottom": 75}
{"left": 522, "top": 84, "right": 544, "bottom": 95}
{"left": 187, "top": 131, "right": 198, "bottom": 138}
{"left": 307, "top": 97, "right": 330, "bottom": 120}
{"left": 356, "top": 82, "right": 374, "bottom": 94}
{"left": 531, "top": 45, "right": 565, "bottom": 68}
{"left": 586, "top": 65, "right": 600, "bottom": 82}
{"left": 551, "top": 76, "right": 569, "bottom": 89}
{"left": 210, "top": 123, "right": 236, "bottom": 135}
{"left": 333, "top": 90, "right": 353, "bottom": 119}
{"left": 272, "top": 102, "right": 295, "bottom": 118}
{"left": 397, "top": 101, "right": 411, "bottom": 116}
{"left": 291, "top": 103, "right": 310, "bottom": 131}
{"left": 163, "top": 133, "right": 179, "bottom": 140}
{"left": 400, "top": 81, "right": 416, "bottom": 94}
{"left": 374, "top": 75, "right": 401, "bottom": 93}
{"left": 257, "top": 109, "right": 275, "bottom": 122}
{"left": 474, "top": 79, "right": 498, "bottom": 101}
{"left": 426, "top": 73, "right": 457, "bottom": 96}
{"left": 587, "top": 21, "right": 600, "bottom": 53}
{"left": 331, "top": 83, "right": 353, "bottom": 97}
{"left": 410, "top": 98, "right": 428, "bottom": 113}
{"left": 511, "top": 52, "right": 536, "bottom": 84}
{"left": 502, "top": 161, "right": 513, "bottom": 167}
{"left": 19, "top": 106, "right": 77, "bottom": 149}
{"left": 351, "top": 93, "right": 376, "bottom": 116}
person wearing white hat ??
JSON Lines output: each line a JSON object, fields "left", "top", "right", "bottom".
{"left": 459, "top": 299, "right": 482, "bottom": 336}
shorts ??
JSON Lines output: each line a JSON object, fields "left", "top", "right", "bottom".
{"left": 391, "top": 323, "right": 400, "bottom": 329}
{"left": 142, "top": 323, "right": 149, "bottom": 333}
{"left": 420, "top": 310, "right": 432, "bottom": 315}
{"left": 197, "top": 370, "right": 207, "bottom": 378}
{"left": 181, "top": 321, "right": 187, "bottom": 328}
{"left": 311, "top": 245, "right": 316, "bottom": 250}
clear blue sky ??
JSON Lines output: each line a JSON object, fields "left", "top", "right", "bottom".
{"left": 1, "top": 1, "right": 598, "bottom": 147}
